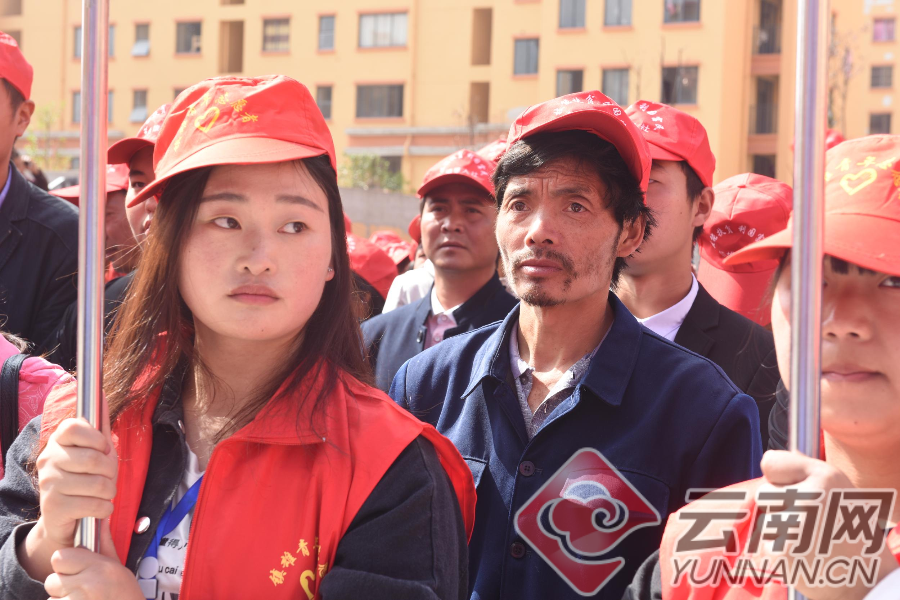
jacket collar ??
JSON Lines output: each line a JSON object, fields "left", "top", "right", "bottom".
{"left": 673, "top": 283, "right": 719, "bottom": 357}
{"left": 415, "top": 271, "right": 507, "bottom": 328}
{"left": 462, "top": 291, "right": 643, "bottom": 408}
{"left": 0, "top": 165, "right": 31, "bottom": 224}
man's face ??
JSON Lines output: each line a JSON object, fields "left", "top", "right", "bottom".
{"left": 627, "top": 159, "right": 705, "bottom": 274}
{"left": 125, "top": 146, "right": 158, "bottom": 245}
{"left": 421, "top": 181, "right": 498, "bottom": 273}
{"left": 105, "top": 189, "right": 138, "bottom": 264}
{"left": 0, "top": 83, "right": 34, "bottom": 165}
{"left": 496, "top": 156, "right": 644, "bottom": 307}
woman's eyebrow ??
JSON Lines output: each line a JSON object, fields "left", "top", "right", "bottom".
{"left": 276, "top": 194, "right": 324, "bottom": 212}
{"left": 199, "top": 192, "right": 324, "bottom": 213}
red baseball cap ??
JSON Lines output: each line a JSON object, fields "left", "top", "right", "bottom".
{"left": 370, "top": 230, "right": 416, "bottom": 266}
{"left": 347, "top": 233, "right": 398, "bottom": 300}
{"left": 408, "top": 214, "right": 421, "bottom": 243}
{"left": 0, "top": 32, "right": 32, "bottom": 100}
{"left": 697, "top": 173, "right": 792, "bottom": 325}
{"left": 107, "top": 103, "right": 171, "bottom": 165}
{"left": 727, "top": 135, "right": 900, "bottom": 279}
{"left": 418, "top": 149, "right": 496, "bottom": 198}
{"left": 51, "top": 163, "right": 130, "bottom": 205}
{"left": 506, "top": 91, "right": 651, "bottom": 192}
{"left": 130, "top": 75, "right": 336, "bottom": 207}
{"left": 626, "top": 100, "right": 716, "bottom": 188}
{"left": 476, "top": 137, "right": 508, "bottom": 162}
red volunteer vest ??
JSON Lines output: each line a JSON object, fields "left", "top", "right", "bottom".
{"left": 41, "top": 372, "right": 476, "bottom": 599}
{"left": 659, "top": 478, "right": 900, "bottom": 600}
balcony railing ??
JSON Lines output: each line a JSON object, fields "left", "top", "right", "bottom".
{"left": 750, "top": 103, "right": 779, "bottom": 135}
{"left": 754, "top": 23, "right": 782, "bottom": 54}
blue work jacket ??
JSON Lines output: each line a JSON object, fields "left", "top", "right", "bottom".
{"left": 389, "top": 293, "right": 763, "bottom": 600}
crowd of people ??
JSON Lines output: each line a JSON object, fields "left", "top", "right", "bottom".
{"left": 0, "top": 29, "right": 896, "bottom": 600}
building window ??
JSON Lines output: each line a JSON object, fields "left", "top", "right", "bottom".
{"left": 873, "top": 18, "right": 896, "bottom": 42}
{"left": 359, "top": 13, "right": 407, "bottom": 48}
{"left": 514, "top": 38, "right": 539, "bottom": 75}
{"left": 74, "top": 26, "right": 81, "bottom": 59}
{"left": 471, "top": 8, "right": 492, "bottom": 66}
{"left": 605, "top": 0, "right": 632, "bottom": 26}
{"left": 76, "top": 26, "right": 116, "bottom": 58}
{"left": 872, "top": 65, "right": 893, "bottom": 88}
{"left": 661, "top": 66, "right": 698, "bottom": 104}
{"left": 752, "top": 155, "right": 776, "bottom": 179}
{"left": 132, "top": 23, "right": 150, "bottom": 56}
{"left": 72, "top": 91, "right": 81, "bottom": 124}
{"left": 664, "top": 0, "right": 700, "bottom": 23}
{"left": 108, "top": 90, "right": 114, "bottom": 123}
{"left": 356, "top": 84, "right": 403, "bottom": 118}
{"left": 176, "top": 21, "right": 202, "bottom": 54}
{"left": 556, "top": 70, "right": 583, "bottom": 96}
{"left": 870, "top": 113, "right": 892, "bottom": 134}
{"left": 319, "top": 15, "right": 335, "bottom": 51}
{"left": 559, "top": 0, "right": 586, "bottom": 29}
{"left": 1, "top": 0, "right": 22, "bottom": 17}
{"left": 6, "top": 30, "right": 21, "bottom": 49}
{"left": 108, "top": 24, "right": 115, "bottom": 57}
{"left": 174, "top": 87, "right": 186, "bottom": 99}
{"left": 130, "top": 90, "right": 148, "bottom": 123}
{"left": 316, "top": 86, "right": 333, "bottom": 120}
{"left": 602, "top": 68, "right": 629, "bottom": 106}
{"left": 263, "top": 18, "right": 289, "bottom": 52}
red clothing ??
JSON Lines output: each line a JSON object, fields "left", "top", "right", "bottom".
{"left": 0, "top": 336, "right": 73, "bottom": 479}
{"left": 659, "top": 478, "right": 900, "bottom": 600}
{"left": 41, "top": 370, "right": 475, "bottom": 599}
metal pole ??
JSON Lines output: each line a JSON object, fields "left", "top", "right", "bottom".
{"left": 789, "top": 0, "right": 828, "bottom": 597}
{"left": 75, "top": 0, "right": 109, "bottom": 552}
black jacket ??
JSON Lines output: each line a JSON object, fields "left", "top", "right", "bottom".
{"left": 361, "top": 273, "right": 518, "bottom": 392}
{"left": 673, "top": 283, "right": 780, "bottom": 450}
{"left": 53, "top": 270, "right": 135, "bottom": 371}
{"left": 0, "top": 375, "right": 468, "bottom": 600}
{"left": 0, "top": 165, "right": 78, "bottom": 355}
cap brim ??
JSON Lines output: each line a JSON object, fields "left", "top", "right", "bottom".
{"left": 697, "top": 260, "right": 776, "bottom": 326}
{"left": 129, "top": 137, "right": 330, "bottom": 207}
{"left": 51, "top": 182, "right": 127, "bottom": 205}
{"left": 417, "top": 173, "right": 492, "bottom": 198}
{"left": 108, "top": 138, "right": 154, "bottom": 165}
{"left": 646, "top": 142, "right": 684, "bottom": 162}
{"left": 521, "top": 110, "right": 649, "bottom": 190}
{"left": 725, "top": 214, "right": 900, "bottom": 278}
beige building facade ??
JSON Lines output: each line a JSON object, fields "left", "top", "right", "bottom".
{"left": 0, "top": 0, "right": 897, "bottom": 192}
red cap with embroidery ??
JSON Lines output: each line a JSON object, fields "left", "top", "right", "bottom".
{"left": 108, "top": 103, "right": 171, "bottom": 165}
{"left": 727, "top": 135, "right": 900, "bottom": 278}
{"left": 51, "top": 163, "right": 130, "bottom": 205}
{"left": 418, "top": 149, "right": 496, "bottom": 198}
{"left": 408, "top": 214, "right": 422, "bottom": 243}
{"left": 347, "top": 234, "right": 398, "bottom": 300}
{"left": 697, "top": 173, "right": 792, "bottom": 326}
{"left": 370, "top": 231, "right": 416, "bottom": 266}
{"left": 130, "top": 75, "right": 336, "bottom": 207}
{"left": 0, "top": 32, "right": 32, "bottom": 100}
{"left": 506, "top": 91, "right": 651, "bottom": 192}
{"left": 476, "top": 137, "right": 508, "bottom": 163}
{"left": 626, "top": 100, "right": 716, "bottom": 187}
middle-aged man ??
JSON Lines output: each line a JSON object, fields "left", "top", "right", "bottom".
{"left": 388, "top": 91, "right": 762, "bottom": 600}
{"left": 618, "top": 100, "right": 780, "bottom": 449}
{"left": 362, "top": 149, "right": 517, "bottom": 391}
{"left": 0, "top": 32, "right": 78, "bottom": 354}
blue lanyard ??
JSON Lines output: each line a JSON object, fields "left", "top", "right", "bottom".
{"left": 137, "top": 476, "right": 204, "bottom": 598}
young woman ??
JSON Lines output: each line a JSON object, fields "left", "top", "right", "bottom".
{"left": 624, "top": 135, "right": 900, "bottom": 600}
{"left": 0, "top": 75, "right": 475, "bottom": 600}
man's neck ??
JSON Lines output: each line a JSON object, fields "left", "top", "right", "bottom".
{"left": 433, "top": 264, "right": 496, "bottom": 310}
{"left": 825, "top": 435, "right": 900, "bottom": 524}
{"left": 618, "top": 260, "right": 694, "bottom": 319}
{"left": 517, "top": 292, "right": 612, "bottom": 375}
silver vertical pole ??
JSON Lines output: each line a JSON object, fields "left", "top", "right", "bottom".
{"left": 790, "top": 0, "right": 827, "bottom": 598}
{"left": 75, "top": 0, "right": 109, "bottom": 553}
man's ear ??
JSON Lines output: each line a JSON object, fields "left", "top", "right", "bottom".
{"left": 617, "top": 214, "right": 646, "bottom": 258}
{"left": 13, "top": 100, "right": 34, "bottom": 138}
{"left": 692, "top": 187, "right": 715, "bottom": 228}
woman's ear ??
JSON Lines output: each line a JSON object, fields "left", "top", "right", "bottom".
{"left": 326, "top": 265, "right": 335, "bottom": 282}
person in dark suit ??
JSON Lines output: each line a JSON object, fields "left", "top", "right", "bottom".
{"left": 619, "top": 101, "right": 780, "bottom": 449}
{"left": 0, "top": 33, "right": 78, "bottom": 356}
{"left": 362, "top": 148, "right": 517, "bottom": 392}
